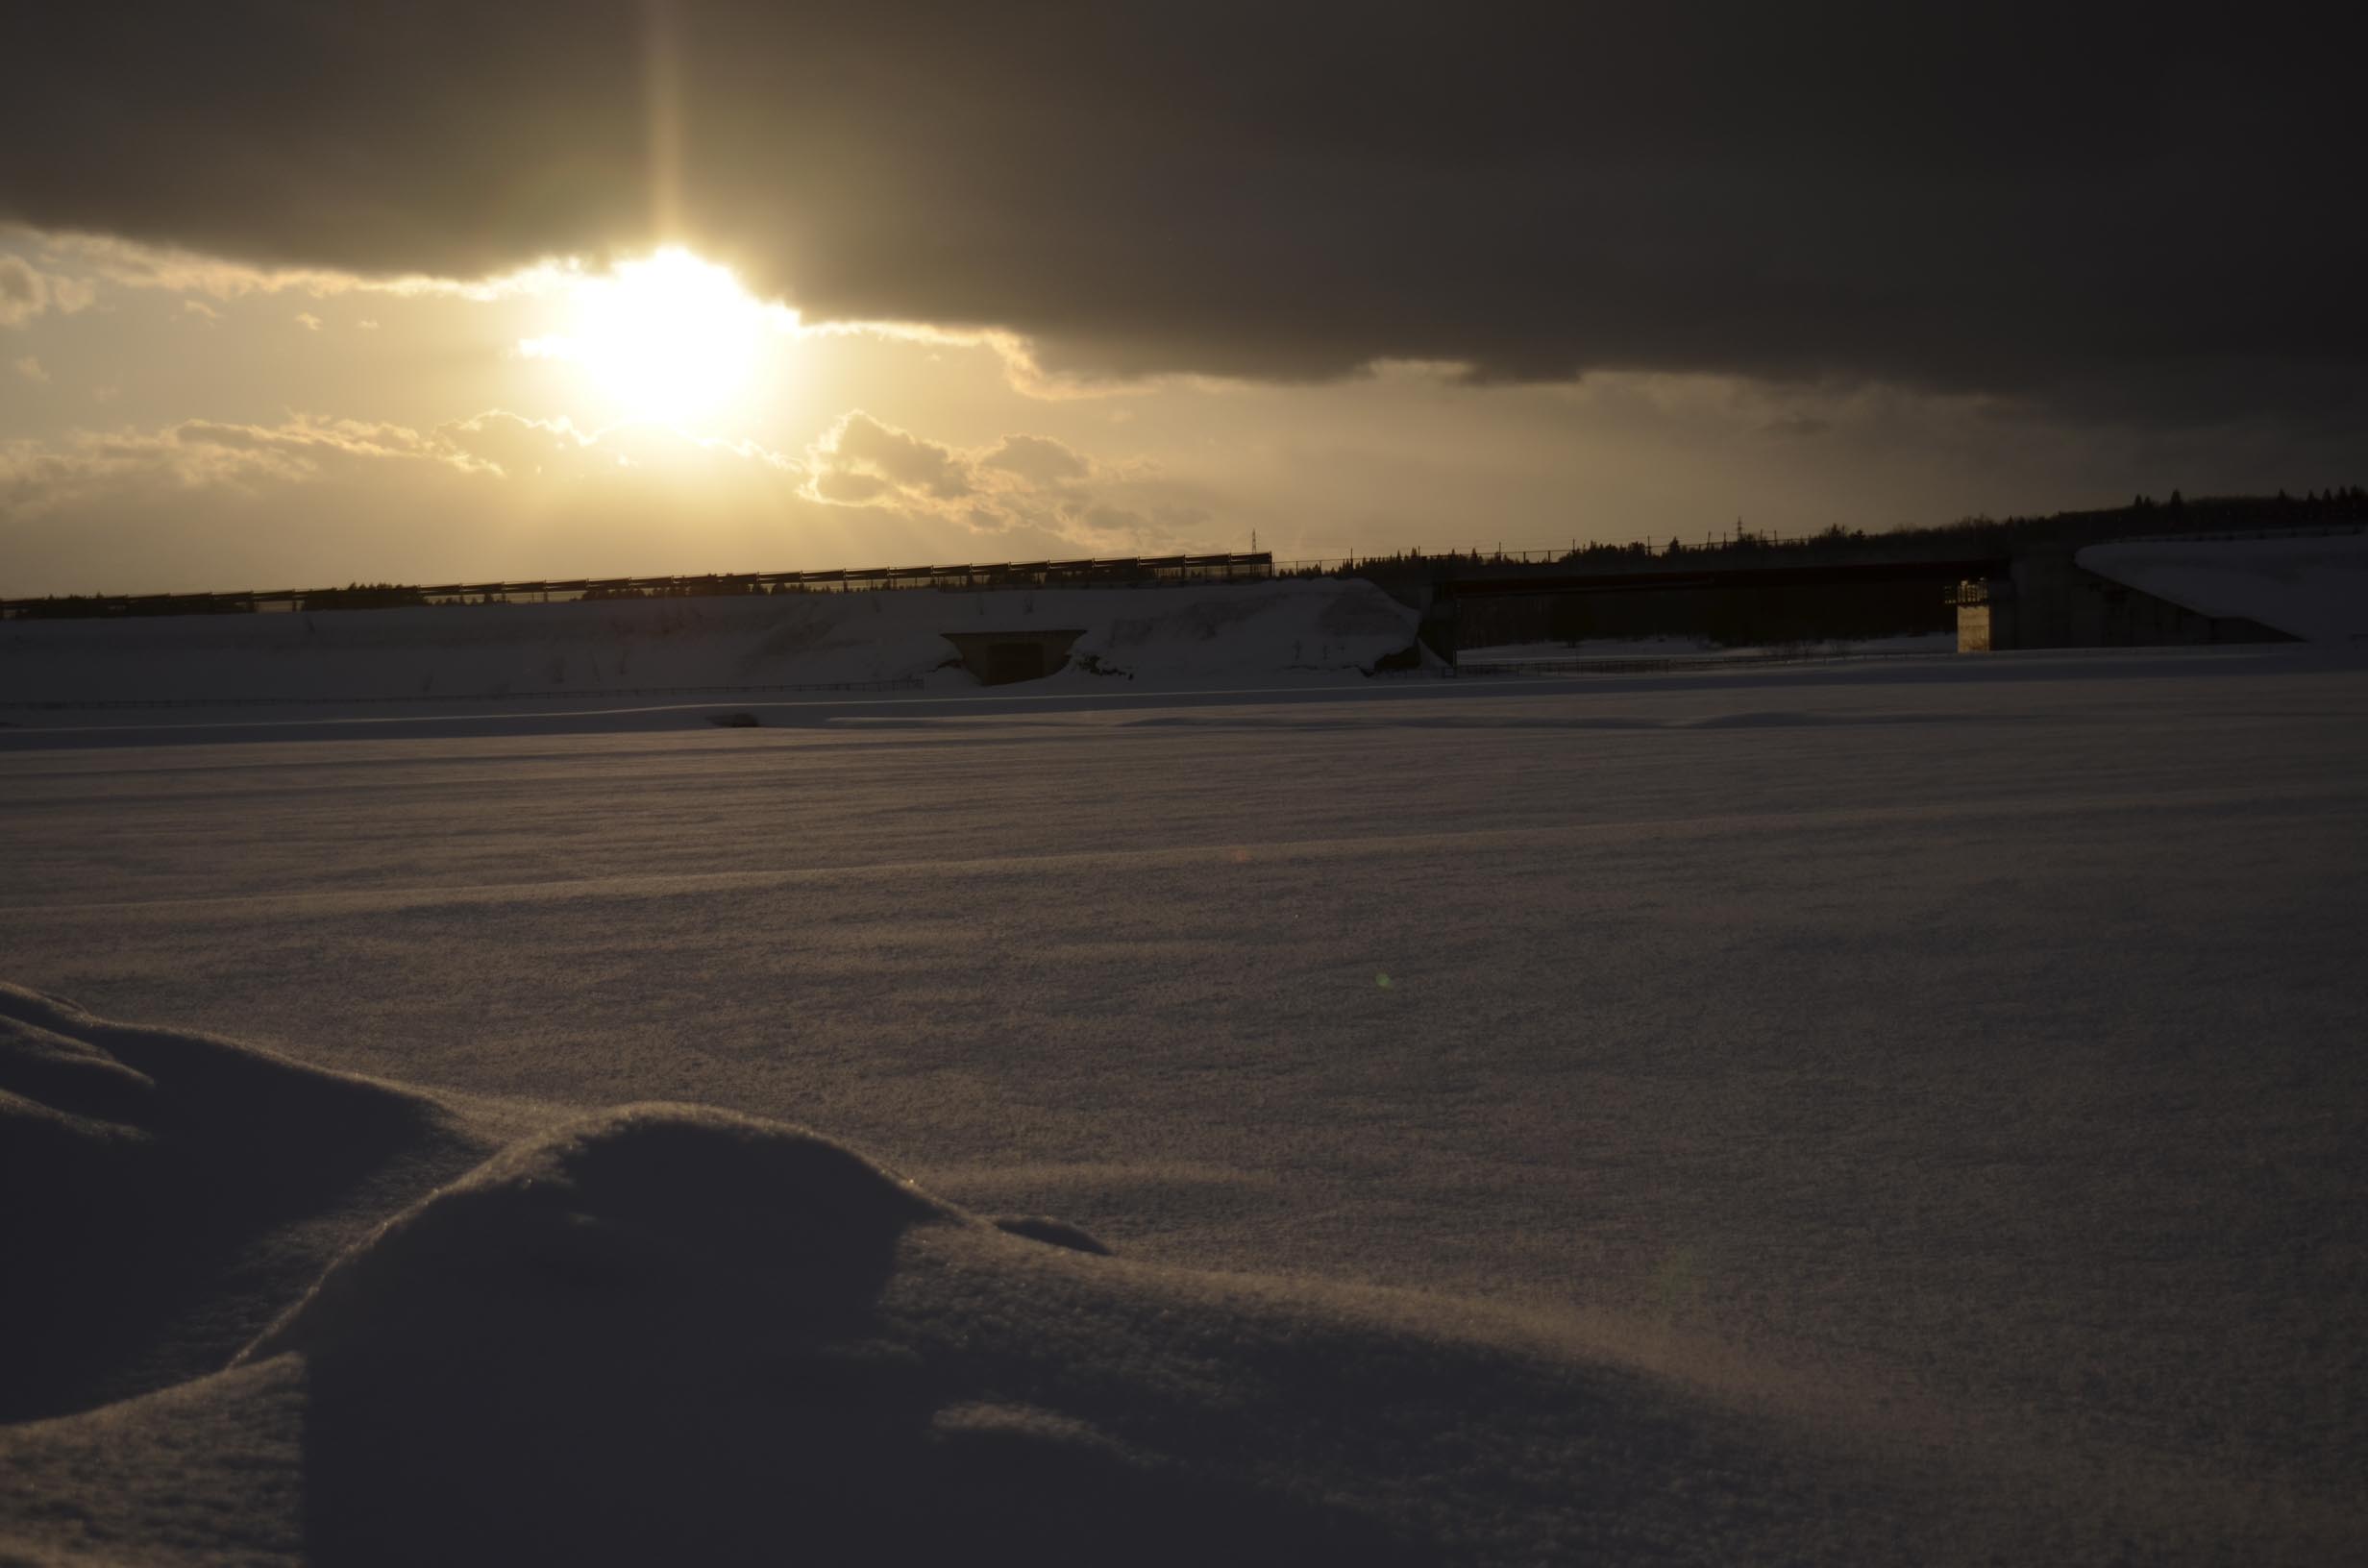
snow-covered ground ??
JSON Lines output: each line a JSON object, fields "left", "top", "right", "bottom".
{"left": 5, "top": 644, "right": 2365, "bottom": 1563}
{"left": 0, "top": 579, "right": 1429, "bottom": 707}
{"left": 2079, "top": 530, "right": 2368, "bottom": 642}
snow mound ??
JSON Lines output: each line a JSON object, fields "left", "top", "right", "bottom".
{"left": 215, "top": 1103, "right": 1451, "bottom": 1564}
{"left": 244, "top": 1104, "right": 968, "bottom": 1361}
{"left": 0, "top": 581, "right": 1428, "bottom": 706}
{"left": 0, "top": 983, "right": 478, "bottom": 1422}
{"left": 2078, "top": 532, "right": 2368, "bottom": 642}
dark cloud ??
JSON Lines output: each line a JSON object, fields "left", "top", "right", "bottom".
{"left": 4, "top": 3, "right": 2362, "bottom": 422}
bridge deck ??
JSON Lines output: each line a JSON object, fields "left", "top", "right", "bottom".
{"left": 1436, "top": 555, "right": 2009, "bottom": 598}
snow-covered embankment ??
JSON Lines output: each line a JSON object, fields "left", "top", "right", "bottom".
{"left": 2077, "top": 532, "right": 2368, "bottom": 643}
{"left": 0, "top": 579, "right": 1430, "bottom": 706}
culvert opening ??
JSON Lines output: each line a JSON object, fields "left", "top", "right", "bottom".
{"left": 938, "top": 629, "right": 1087, "bottom": 686}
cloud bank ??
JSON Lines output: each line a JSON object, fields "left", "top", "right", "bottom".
{"left": 3, "top": 3, "right": 2359, "bottom": 426}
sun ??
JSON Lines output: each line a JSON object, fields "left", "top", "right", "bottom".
{"left": 524, "top": 248, "right": 777, "bottom": 425}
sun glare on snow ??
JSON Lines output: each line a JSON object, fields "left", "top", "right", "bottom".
{"left": 520, "top": 248, "right": 780, "bottom": 425}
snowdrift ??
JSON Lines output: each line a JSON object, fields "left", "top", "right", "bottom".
{"left": 0, "top": 983, "right": 489, "bottom": 1425}
{"left": 7, "top": 989, "right": 2345, "bottom": 1565}
{"left": 0, "top": 580, "right": 1430, "bottom": 707}
{"left": 2077, "top": 532, "right": 2368, "bottom": 643}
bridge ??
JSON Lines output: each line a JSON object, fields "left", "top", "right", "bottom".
{"left": 1426, "top": 553, "right": 2008, "bottom": 600}
{"left": 1374, "top": 548, "right": 2011, "bottom": 660}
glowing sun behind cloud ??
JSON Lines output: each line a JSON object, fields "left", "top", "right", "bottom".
{"left": 519, "top": 248, "right": 781, "bottom": 425}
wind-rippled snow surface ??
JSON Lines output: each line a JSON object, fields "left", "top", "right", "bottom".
{"left": 4, "top": 647, "right": 2364, "bottom": 1564}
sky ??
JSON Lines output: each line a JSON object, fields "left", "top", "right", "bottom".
{"left": 2, "top": 2, "right": 2360, "bottom": 597}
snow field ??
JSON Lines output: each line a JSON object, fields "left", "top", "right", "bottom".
{"left": 2, "top": 645, "right": 2364, "bottom": 1563}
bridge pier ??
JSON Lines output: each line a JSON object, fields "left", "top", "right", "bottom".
{"left": 1414, "top": 585, "right": 1461, "bottom": 667}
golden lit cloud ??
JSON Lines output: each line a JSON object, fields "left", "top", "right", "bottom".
{"left": 0, "top": 254, "right": 95, "bottom": 328}
{"left": 28, "top": 229, "right": 580, "bottom": 305}
{"left": 0, "top": 415, "right": 493, "bottom": 517}
{"left": 799, "top": 409, "right": 1194, "bottom": 554}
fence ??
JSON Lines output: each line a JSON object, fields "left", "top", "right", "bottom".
{"left": 0, "top": 554, "right": 1278, "bottom": 621}
{"left": 1, "top": 678, "right": 925, "bottom": 712}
